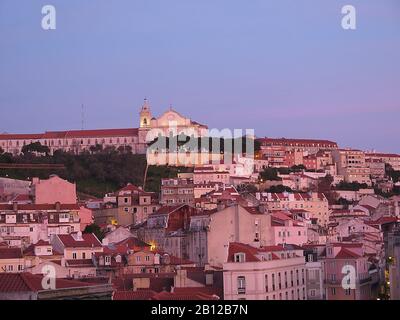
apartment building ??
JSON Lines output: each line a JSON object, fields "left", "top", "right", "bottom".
{"left": 324, "top": 243, "right": 373, "bottom": 300}
{"left": 223, "top": 242, "right": 307, "bottom": 300}
{"left": 0, "top": 203, "right": 82, "bottom": 247}
{"left": 332, "top": 149, "right": 372, "bottom": 185}
{"left": 255, "top": 192, "right": 330, "bottom": 226}
{"left": 161, "top": 177, "right": 194, "bottom": 206}
{"left": 258, "top": 137, "right": 338, "bottom": 155}
{"left": 365, "top": 153, "right": 400, "bottom": 171}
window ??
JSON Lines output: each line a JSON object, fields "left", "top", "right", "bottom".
{"left": 82, "top": 252, "right": 86, "bottom": 259}
{"left": 331, "top": 288, "right": 336, "bottom": 295}
{"left": 310, "top": 289, "right": 316, "bottom": 297}
{"left": 72, "top": 252, "right": 77, "bottom": 259}
{"left": 265, "top": 275, "right": 269, "bottom": 292}
{"left": 237, "top": 276, "right": 246, "bottom": 294}
{"left": 278, "top": 272, "right": 282, "bottom": 290}
{"left": 234, "top": 253, "right": 246, "bottom": 263}
{"left": 284, "top": 271, "right": 288, "bottom": 288}
{"left": 345, "top": 288, "right": 351, "bottom": 296}
{"left": 18, "top": 265, "right": 24, "bottom": 271}
{"left": 145, "top": 255, "right": 150, "bottom": 262}
{"left": 272, "top": 273, "right": 276, "bottom": 291}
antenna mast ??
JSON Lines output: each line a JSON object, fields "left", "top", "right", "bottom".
{"left": 81, "top": 104, "right": 85, "bottom": 130}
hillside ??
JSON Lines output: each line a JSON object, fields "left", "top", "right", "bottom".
{"left": 0, "top": 148, "right": 191, "bottom": 198}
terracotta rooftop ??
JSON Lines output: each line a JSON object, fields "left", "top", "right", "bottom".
{"left": 151, "top": 290, "right": 218, "bottom": 301}
{"left": 0, "top": 247, "right": 23, "bottom": 259}
{"left": 335, "top": 248, "right": 361, "bottom": 259}
{"left": 113, "top": 290, "right": 156, "bottom": 300}
{"left": 0, "top": 128, "right": 139, "bottom": 141}
{"left": 57, "top": 233, "right": 102, "bottom": 248}
{"left": 0, "top": 203, "right": 80, "bottom": 211}
{"left": 0, "top": 273, "right": 92, "bottom": 293}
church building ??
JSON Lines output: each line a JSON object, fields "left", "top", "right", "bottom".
{"left": 0, "top": 100, "right": 208, "bottom": 156}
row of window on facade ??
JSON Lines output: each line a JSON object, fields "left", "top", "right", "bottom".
{"left": 123, "top": 206, "right": 157, "bottom": 214}
{"left": 237, "top": 273, "right": 306, "bottom": 297}
{"left": 2, "top": 137, "right": 136, "bottom": 147}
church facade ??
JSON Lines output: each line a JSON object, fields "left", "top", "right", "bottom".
{"left": 0, "top": 100, "right": 208, "bottom": 156}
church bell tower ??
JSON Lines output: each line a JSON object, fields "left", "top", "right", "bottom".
{"left": 139, "top": 98, "right": 152, "bottom": 128}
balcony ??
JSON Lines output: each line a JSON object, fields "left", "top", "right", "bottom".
{"left": 237, "top": 288, "right": 246, "bottom": 295}
{"left": 324, "top": 279, "right": 340, "bottom": 285}
{"left": 359, "top": 276, "right": 372, "bottom": 285}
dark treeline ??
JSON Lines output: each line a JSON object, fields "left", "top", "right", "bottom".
{"left": 0, "top": 144, "right": 189, "bottom": 198}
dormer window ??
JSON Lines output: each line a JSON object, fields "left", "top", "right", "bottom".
{"left": 234, "top": 253, "right": 246, "bottom": 263}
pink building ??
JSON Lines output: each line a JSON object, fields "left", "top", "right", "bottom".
{"left": 223, "top": 242, "right": 307, "bottom": 300}
{"left": 32, "top": 175, "right": 77, "bottom": 205}
{"left": 324, "top": 243, "right": 373, "bottom": 300}
{"left": 269, "top": 211, "right": 308, "bottom": 246}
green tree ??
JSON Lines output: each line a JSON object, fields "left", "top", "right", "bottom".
{"left": 83, "top": 223, "right": 105, "bottom": 241}
{"left": 21, "top": 142, "right": 50, "bottom": 155}
{"left": 260, "top": 168, "right": 281, "bottom": 181}
{"left": 265, "top": 185, "right": 293, "bottom": 193}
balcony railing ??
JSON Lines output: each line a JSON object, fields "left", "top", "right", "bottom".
{"left": 324, "top": 279, "right": 339, "bottom": 285}
{"left": 237, "top": 288, "right": 246, "bottom": 295}
{"left": 359, "top": 276, "right": 372, "bottom": 285}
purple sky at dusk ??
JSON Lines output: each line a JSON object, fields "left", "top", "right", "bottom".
{"left": 0, "top": 0, "right": 399, "bottom": 153}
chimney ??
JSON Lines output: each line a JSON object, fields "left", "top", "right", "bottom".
{"left": 55, "top": 202, "right": 61, "bottom": 211}
{"left": 394, "top": 201, "right": 399, "bottom": 217}
{"left": 13, "top": 202, "right": 18, "bottom": 211}
{"left": 75, "top": 231, "right": 83, "bottom": 241}
{"left": 217, "top": 201, "right": 225, "bottom": 211}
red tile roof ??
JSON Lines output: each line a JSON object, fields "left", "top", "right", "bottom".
{"left": 57, "top": 233, "right": 102, "bottom": 248}
{"left": 366, "top": 153, "right": 400, "bottom": 158}
{"left": 0, "top": 203, "right": 80, "bottom": 211}
{"left": 258, "top": 137, "right": 338, "bottom": 147}
{"left": 227, "top": 243, "right": 282, "bottom": 262}
{"left": 0, "top": 128, "right": 139, "bottom": 141}
{"left": 113, "top": 290, "right": 156, "bottom": 300}
{"left": 0, "top": 273, "right": 92, "bottom": 293}
{"left": 335, "top": 248, "right": 361, "bottom": 259}
{"left": 151, "top": 290, "right": 218, "bottom": 300}
{"left": 153, "top": 204, "right": 186, "bottom": 215}
{"left": 0, "top": 248, "right": 22, "bottom": 259}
